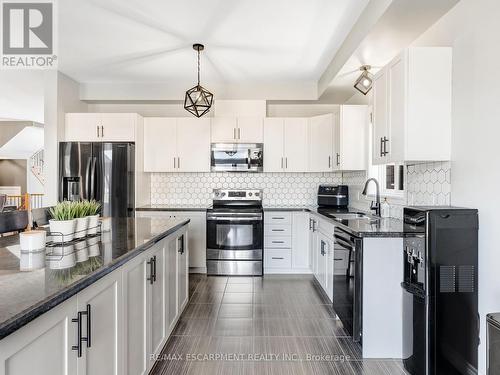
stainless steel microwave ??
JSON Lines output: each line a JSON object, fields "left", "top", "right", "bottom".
{"left": 210, "top": 143, "right": 263, "bottom": 172}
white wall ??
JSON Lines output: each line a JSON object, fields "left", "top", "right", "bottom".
{"left": 44, "top": 72, "right": 88, "bottom": 205}
{"left": 414, "top": 0, "right": 500, "bottom": 372}
{"left": 0, "top": 71, "right": 44, "bottom": 123}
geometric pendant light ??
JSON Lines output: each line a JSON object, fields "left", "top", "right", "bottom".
{"left": 184, "top": 43, "right": 214, "bottom": 117}
{"left": 353, "top": 65, "right": 373, "bottom": 95}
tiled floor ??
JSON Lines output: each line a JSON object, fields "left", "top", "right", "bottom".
{"left": 150, "top": 274, "right": 408, "bottom": 375}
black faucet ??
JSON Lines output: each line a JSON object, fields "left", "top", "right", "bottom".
{"left": 362, "top": 178, "right": 381, "bottom": 217}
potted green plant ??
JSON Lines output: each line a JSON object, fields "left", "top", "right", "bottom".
{"left": 73, "top": 201, "right": 89, "bottom": 239}
{"left": 85, "top": 200, "right": 101, "bottom": 235}
{"left": 48, "top": 201, "right": 77, "bottom": 243}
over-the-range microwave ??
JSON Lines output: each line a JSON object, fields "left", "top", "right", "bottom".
{"left": 210, "top": 143, "right": 263, "bottom": 172}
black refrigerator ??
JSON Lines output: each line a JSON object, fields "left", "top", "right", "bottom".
{"left": 59, "top": 142, "right": 135, "bottom": 217}
{"left": 402, "top": 207, "right": 479, "bottom": 375}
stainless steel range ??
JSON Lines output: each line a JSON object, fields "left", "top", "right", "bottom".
{"left": 206, "top": 189, "right": 263, "bottom": 276}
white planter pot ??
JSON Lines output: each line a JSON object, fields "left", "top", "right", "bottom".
{"left": 87, "top": 237, "right": 100, "bottom": 257}
{"left": 74, "top": 217, "right": 89, "bottom": 238}
{"left": 47, "top": 251, "right": 76, "bottom": 270}
{"left": 19, "top": 230, "right": 46, "bottom": 251}
{"left": 87, "top": 215, "right": 100, "bottom": 235}
{"left": 75, "top": 241, "right": 89, "bottom": 263}
{"left": 49, "top": 219, "right": 76, "bottom": 243}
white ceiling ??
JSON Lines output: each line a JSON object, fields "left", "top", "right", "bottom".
{"left": 321, "top": 0, "right": 460, "bottom": 103}
{"left": 59, "top": 0, "right": 369, "bottom": 99}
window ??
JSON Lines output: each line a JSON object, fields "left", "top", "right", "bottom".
{"left": 366, "top": 107, "right": 405, "bottom": 198}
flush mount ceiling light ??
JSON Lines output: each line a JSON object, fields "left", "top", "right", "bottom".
{"left": 184, "top": 43, "right": 214, "bottom": 118}
{"left": 354, "top": 65, "right": 373, "bottom": 95}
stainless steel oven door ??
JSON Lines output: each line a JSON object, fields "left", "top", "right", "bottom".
{"left": 206, "top": 211, "right": 263, "bottom": 252}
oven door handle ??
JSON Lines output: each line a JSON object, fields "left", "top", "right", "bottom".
{"left": 207, "top": 216, "right": 262, "bottom": 221}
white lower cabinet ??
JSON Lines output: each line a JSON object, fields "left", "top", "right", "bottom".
{"left": 0, "top": 227, "right": 189, "bottom": 375}
{"left": 311, "top": 215, "right": 335, "bottom": 302}
{"left": 76, "top": 272, "right": 123, "bottom": 375}
{"left": 264, "top": 211, "right": 310, "bottom": 273}
{"left": 0, "top": 297, "right": 77, "bottom": 375}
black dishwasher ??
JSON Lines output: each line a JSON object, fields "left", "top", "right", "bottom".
{"left": 333, "top": 226, "right": 363, "bottom": 343}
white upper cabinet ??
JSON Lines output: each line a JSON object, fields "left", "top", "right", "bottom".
{"left": 211, "top": 116, "right": 263, "bottom": 143}
{"left": 211, "top": 117, "right": 237, "bottom": 142}
{"left": 339, "top": 105, "right": 367, "bottom": 171}
{"left": 308, "top": 114, "right": 334, "bottom": 172}
{"left": 144, "top": 118, "right": 177, "bottom": 172}
{"left": 65, "top": 113, "right": 138, "bottom": 142}
{"left": 263, "top": 118, "right": 284, "bottom": 172}
{"left": 263, "top": 118, "right": 308, "bottom": 172}
{"left": 308, "top": 107, "right": 366, "bottom": 172}
{"left": 237, "top": 117, "right": 263, "bottom": 143}
{"left": 143, "top": 117, "right": 210, "bottom": 172}
{"left": 372, "top": 47, "right": 452, "bottom": 165}
{"left": 176, "top": 118, "right": 211, "bottom": 172}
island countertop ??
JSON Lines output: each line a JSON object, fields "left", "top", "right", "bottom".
{"left": 0, "top": 216, "right": 189, "bottom": 340}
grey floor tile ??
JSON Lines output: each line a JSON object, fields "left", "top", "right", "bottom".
{"left": 214, "top": 318, "right": 254, "bottom": 336}
{"left": 226, "top": 283, "right": 254, "bottom": 293}
{"left": 182, "top": 303, "right": 220, "bottom": 319}
{"left": 190, "top": 291, "right": 224, "bottom": 304}
{"left": 254, "top": 304, "right": 292, "bottom": 319}
{"left": 253, "top": 318, "right": 297, "bottom": 337}
{"left": 195, "top": 336, "right": 254, "bottom": 355}
{"left": 222, "top": 292, "right": 253, "bottom": 304}
{"left": 228, "top": 276, "right": 255, "bottom": 284}
{"left": 172, "top": 318, "right": 216, "bottom": 336}
{"left": 219, "top": 303, "right": 254, "bottom": 319}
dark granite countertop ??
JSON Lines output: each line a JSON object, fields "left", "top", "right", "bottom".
{"left": 263, "top": 206, "right": 405, "bottom": 238}
{"left": 136, "top": 204, "right": 209, "bottom": 212}
{"left": 0, "top": 216, "right": 189, "bottom": 340}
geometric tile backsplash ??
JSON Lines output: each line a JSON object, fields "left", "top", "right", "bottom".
{"left": 151, "top": 172, "right": 343, "bottom": 207}
{"left": 150, "top": 161, "right": 452, "bottom": 219}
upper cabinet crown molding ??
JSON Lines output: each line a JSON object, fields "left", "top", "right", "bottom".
{"left": 372, "top": 47, "right": 452, "bottom": 165}
{"left": 64, "top": 113, "right": 140, "bottom": 142}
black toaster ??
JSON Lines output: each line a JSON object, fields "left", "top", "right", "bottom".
{"left": 317, "top": 185, "right": 349, "bottom": 208}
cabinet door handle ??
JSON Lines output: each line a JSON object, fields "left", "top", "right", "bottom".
{"left": 178, "top": 235, "right": 185, "bottom": 254}
{"left": 85, "top": 304, "right": 91, "bottom": 348}
{"left": 285, "top": 157, "right": 288, "bottom": 169}
{"left": 272, "top": 257, "right": 284, "bottom": 260}
{"left": 328, "top": 156, "right": 331, "bottom": 168}
{"left": 380, "top": 137, "right": 384, "bottom": 157}
{"left": 173, "top": 157, "right": 176, "bottom": 169}
{"left": 336, "top": 153, "right": 340, "bottom": 166}
{"left": 281, "top": 157, "right": 283, "bottom": 169}
{"left": 383, "top": 137, "right": 389, "bottom": 156}
{"left": 147, "top": 257, "right": 155, "bottom": 284}
{"left": 101, "top": 125, "right": 104, "bottom": 138}
{"left": 96, "top": 126, "right": 100, "bottom": 138}
{"left": 71, "top": 312, "right": 83, "bottom": 357}
{"left": 309, "top": 218, "right": 313, "bottom": 230}
{"left": 177, "top": 157, "right": 180, "bottom": 169}
{"left": 237, "top": 128, "right": 241, "bottom": 140}
{"left": 233, "top": 128, "right": 236, "bottom": 140}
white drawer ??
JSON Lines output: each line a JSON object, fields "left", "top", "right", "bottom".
{"left": 265, "top": 212, "right": 292, "bottom": 225}
{"left": 265, "top": 249, "right": 291, "bottom": 268}
{"left": 264, "top": 224, "right": 291, "bottom": 237}
{"left": 264, "top": 236, "right": 292, "bottom": 248}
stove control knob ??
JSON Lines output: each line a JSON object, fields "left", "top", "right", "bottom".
{"left": 249, "top": 192, "right": 253, "bottom": 197}
{"left": 221, "top": 192, "right": 226, "bottom": 197}
{"left": 255, "top": 192, "right": 260, "bottom": 196}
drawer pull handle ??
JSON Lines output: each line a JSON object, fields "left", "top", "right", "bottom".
{"left": 334, "top": 258, "right": 343, "bottom": 261}
{"left": 272, "top": 217, "right": 285, "bottom": 220}
{"left": 272, "top": 241, "right": 284, "bottom": 244}
{"left": 272, "top": 257, "right": 284, "bottom": 260}
{"left": 272, "top": 229, "right": 285, "bottom": 232}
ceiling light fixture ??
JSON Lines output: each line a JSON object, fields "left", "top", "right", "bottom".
{"left": 354, "top": 65, "right": 373, "bottom": 95}
{"left": 184, "top": 43, "right": 214, "bottom": 117}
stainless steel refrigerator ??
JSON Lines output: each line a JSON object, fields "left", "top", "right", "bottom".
{"left": 59, "top": 142, "right": 135, "bottom": 217}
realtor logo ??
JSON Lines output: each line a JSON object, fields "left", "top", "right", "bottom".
{"left": 1, "top": 1, "right": 57, "bottom": 68}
